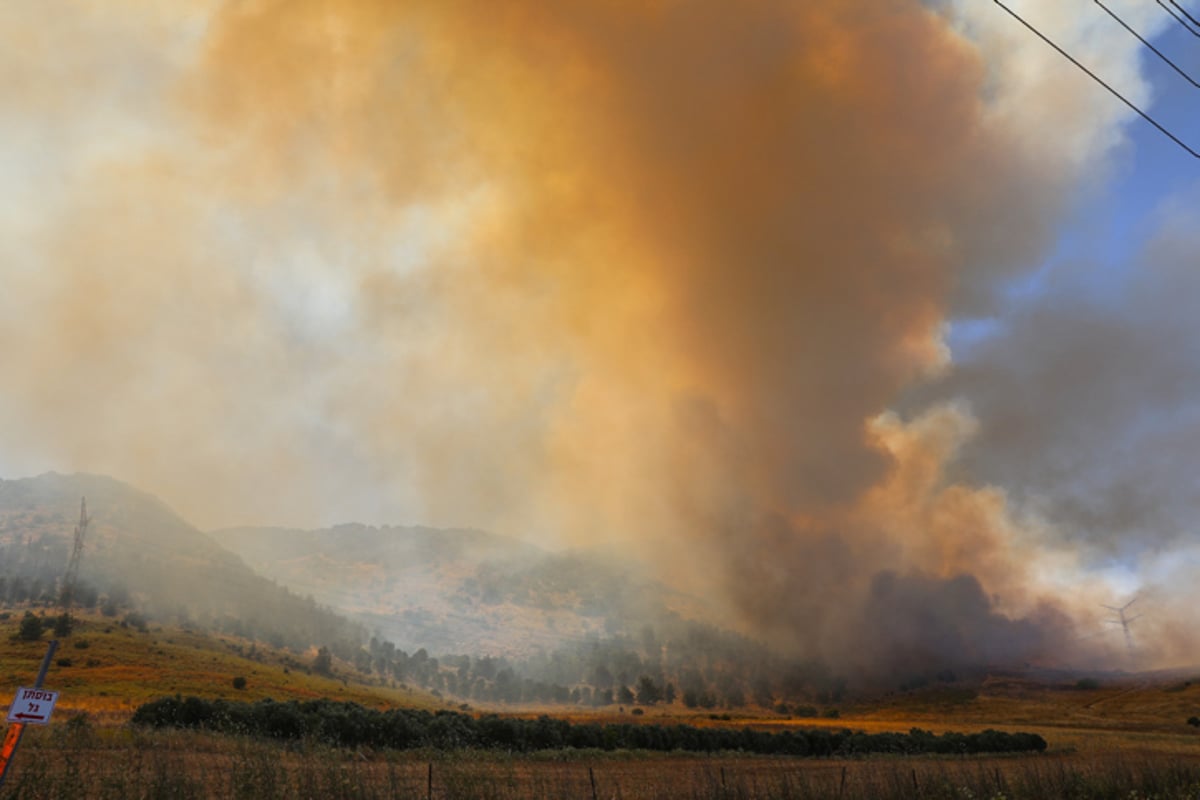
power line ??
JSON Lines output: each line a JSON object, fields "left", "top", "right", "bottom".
{"left": 1094, "top": 0, "right": 1199, "bottom": 88}
{"left": 1166, "top": 0, "right": 1200, "bottom": 29}
{"left": 992, "top": 0, "right": 1200, "bottom": 160}
{"left": 1157, "top": 0, "right": 1200, "bottom": 37}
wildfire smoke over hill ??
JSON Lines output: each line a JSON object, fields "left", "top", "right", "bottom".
{"left": 1, "top": 0, "right": 1197, "bottom": 676}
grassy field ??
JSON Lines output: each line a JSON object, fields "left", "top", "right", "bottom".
{"left": 0, "top": 610, "right": 442, "bottom": 720}
{"left": 3, "top": 609, "right": 1200, "bottom": 798}
{"left": 3, "top": 726, "right": 1200, "bottom": 799}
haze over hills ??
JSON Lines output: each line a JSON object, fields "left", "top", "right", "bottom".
{"left": 0, "top": 472, "right": 841, "bottom": 708}
{"left": 9, "top": 471, "right": 1169, "bottom": 712}
{"left": 0, "top": 471, "right": 729, "bottom": 667}
{"left": 0, "top": 472, "right": 364, "bottom": 657}
{"left": 210, "top": 523, "right": 715, "bottom": 658}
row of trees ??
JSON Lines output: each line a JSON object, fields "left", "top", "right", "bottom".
{"left": 343, "top": 619, "right": 854, "bottom": 712}
{"left": 132, "top": 696, "right": 1048, "bottom": 757}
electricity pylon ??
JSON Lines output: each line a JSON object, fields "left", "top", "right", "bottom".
{"left": 1102, "top": 596, "right": 1141, "bottom": 659}
{"left": 59, "top": 497, "right": 89, "bottom": 617}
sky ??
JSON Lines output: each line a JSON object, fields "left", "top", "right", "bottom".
{"left": 1, "top": 0, "right": 1198, "bottom": 671}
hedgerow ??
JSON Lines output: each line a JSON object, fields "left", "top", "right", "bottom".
{"left": 131, "top": 696, "right": 1047, "bottom": 756}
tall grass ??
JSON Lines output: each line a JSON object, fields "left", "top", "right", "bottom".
{"left": 2, "top": 722, "right": 1200, "bottom": 799}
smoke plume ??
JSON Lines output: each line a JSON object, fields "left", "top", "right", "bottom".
{"left": 0, "top": 0, "right": 1192, "bottom": 674}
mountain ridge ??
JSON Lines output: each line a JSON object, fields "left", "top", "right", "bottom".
{"left": 210, "top": 522, "right": 711, "bottom": 659}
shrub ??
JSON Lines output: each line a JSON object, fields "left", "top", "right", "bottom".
{"left": 17, "top": 612, "right": 43, "bottom": 641}
{"left": 233, "top": 676, "right": 248, "bottom": 690}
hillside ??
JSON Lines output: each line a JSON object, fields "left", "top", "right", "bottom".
{"left": 0, "top": 473, "right": 362, "bottom": 656}
{"left": 210, "top": 524, "right": 710, "bottom": 658}
{"left": 0, "top": 610, "right": 443, "bottom": 720}
{"left": 4, "top": 610, "right": 1199, "bottom": 743}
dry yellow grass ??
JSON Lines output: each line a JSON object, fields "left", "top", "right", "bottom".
{"left": 0, "top": 609, "right": 445, "bottom": 720}
{"left": 4, "top": 606, "right": 1200, "bottom": 780}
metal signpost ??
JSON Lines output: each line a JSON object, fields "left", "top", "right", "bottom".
{"left": 1, "top": 497, "right": 84, "bottom": 787}
{"left": 0, "top": 639, "right": 59, "bottom": 789}
{"left": 7, "top": 688, "right": 59, "bottom": 726}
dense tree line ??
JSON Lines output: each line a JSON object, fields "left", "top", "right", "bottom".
{"left": 132, "top": 695, "right": 1047, "bottom": 757}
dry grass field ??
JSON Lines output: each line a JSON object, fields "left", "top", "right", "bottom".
{"left": 3, "top": 610, "right": 1200, "bottom": 798}
{"left": 0, "top": 610, "right": 441, "bottom": 722}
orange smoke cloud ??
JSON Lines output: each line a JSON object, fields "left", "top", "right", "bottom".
{"left": 0, "top": 0, "right": 1148, "bottom": 671}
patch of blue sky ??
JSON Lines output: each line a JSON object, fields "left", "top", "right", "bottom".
{"left": 946, "top": 8, "right": 1199, "bottom": 364}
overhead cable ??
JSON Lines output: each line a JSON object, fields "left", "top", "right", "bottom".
{"left": 992, "top": 0, "right": 1200, "bottom": 160}
{"left": 1157, "top": 0, "right": 1200, "bottom": 37}
{"left": 1094, "top": 0, "right": 1199, "bottom": 88}
{"left": 1165, "top": 0, "right": 1200, "bottom": 29}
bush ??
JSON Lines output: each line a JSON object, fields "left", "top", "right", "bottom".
{"left": 17, "top": 612, "right": 43, "bottom": 641}
{"left": 313, "top": 647, "right": 333, "bottom": 677}
{"left": 1187, "top": 716, "right": 1200, "bottom": 728}
{"left": 233, "top": 676, "right": 247, "bottom": 690}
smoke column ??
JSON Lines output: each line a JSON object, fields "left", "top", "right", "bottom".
{"left": 0, "top": 0, "right": 1192, "bottom": 673}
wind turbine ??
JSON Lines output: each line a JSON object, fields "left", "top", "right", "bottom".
{"left": 1102, "top": 596, "right": 1141, "bottom": 659}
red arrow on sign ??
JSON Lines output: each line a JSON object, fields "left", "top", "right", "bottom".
{"left": 11, "top": 714, "right": 45, "bottom": 722}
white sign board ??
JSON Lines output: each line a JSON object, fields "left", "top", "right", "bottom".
{"left": 6, "top": 687, "right": 58, "bottom": 726}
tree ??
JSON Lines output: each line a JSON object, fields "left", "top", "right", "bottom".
{"left": 18, "top": 612, "right": 44, "bottom": 641}
{"left": 313, "top": 646, "right": 333, "bottom": 677}
{"left": 53, "top": 613, "right": 73, "bottom": 638}
{"left": 617, "top": 685, "right": 635, "bottom": 705}
{"left": 591, "top": 664, "right": 613, "bottom": 691}
{"left": 636, "top": 675, "right": 662, "bottom": 705}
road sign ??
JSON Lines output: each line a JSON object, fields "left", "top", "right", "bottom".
{"left": 6, "top": 687, "right": 58, "bottom": 726}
